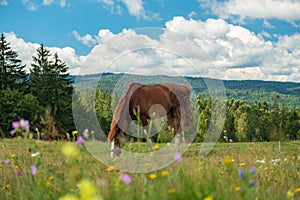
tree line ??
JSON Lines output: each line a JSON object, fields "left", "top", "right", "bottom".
{"left": 0, "top": 33, "right": 74, "bottom": 139}
{"left": 1, "top": 32, "right": 299, "bottom": 141}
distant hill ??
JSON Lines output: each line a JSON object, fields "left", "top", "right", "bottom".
{"left": 72, "top": 73, "right": 300, "bottom": 108}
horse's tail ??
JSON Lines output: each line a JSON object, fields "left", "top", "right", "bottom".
{"left": 176, "top": 85, "right": 193, "bottom": 130}
{"left": 107, "top": 82, "right": 142, "bottom": 142}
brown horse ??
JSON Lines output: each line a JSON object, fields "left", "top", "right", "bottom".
{"left": 108, "top": 82, "right": 193, "bottom": 157}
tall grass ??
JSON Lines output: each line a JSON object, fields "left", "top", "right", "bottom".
{"left": 1, "top": 138, "right": 299, "bottom": 200}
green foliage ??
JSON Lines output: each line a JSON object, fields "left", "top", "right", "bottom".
{"left": 29, "top": 45, "right": 74, "bottom": 133}
{"left": 0, "top": 33, "right": 27, "bottom": 92}
{"left": 0, "top": 89, "right": 43, "bottom": 137}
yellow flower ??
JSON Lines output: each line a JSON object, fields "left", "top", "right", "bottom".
{"left": 204, "top": 195, "right": 213, "bottom": 200}
{"left": 29, "top": 133, "right": 33, "bottom": 140}
{"left": 61, "top": 143, "right": 80, "bottom": 158}
{"left": 48, "top": 176, "right": 54, "bottom": 181}
{"left": 294, "top": 187, "right": 300, "bottom": 193}
{"left": 263, "top": 167, "right": 269, "bottom": 171}
{"left": 149, "top": 173, "right": 157, "bottom": 180}
{"left": 168, "top": 188, "right": 176, "bottom": 194}
{"left": 59, "top": 194, "right": 79, "bottom": 200}
{"left": 2, "top": 184, "right": 10, "bottom": 191}
{"left": 153, "top": 145, "right": 160, "bottom": 150}
{"left": 160, "top": 170, "right": 169, "bottom": 176}
{"left": 106, "top": 166, "right": 114, "bottom": 172}
{"left": 46, "top": 181, "right": 51, "bottom": 187}
{"left": 10, "top": 154, "right": 16, "bottom": 158}
{"left": 72, "top": 130, "right": 78, "bottom": 135}
{"left": 235, "top": 186, "right": 241, "bottom": 191}
{"left": 224, "top": 156, "right": 233, "bottom": 165}
{"left": 79, "top": 179, "right": 103, "bottom": 200}
{"left": 220, "top": 171, "right": 225, "bottom": 175}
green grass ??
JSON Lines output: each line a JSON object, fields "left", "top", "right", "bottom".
{"left": 0, "top": 139, "right": 299, "bottom": 200}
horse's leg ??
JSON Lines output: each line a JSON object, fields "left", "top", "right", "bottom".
{"left": 168, "top": 109, "right": 181, "bottom": 152}
{"left": 110, "top": 139, "right": 115, "bottom": 158}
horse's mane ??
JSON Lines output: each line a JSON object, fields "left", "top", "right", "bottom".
{"left": 108, "top": 82, "right": 142, "bottom": 142}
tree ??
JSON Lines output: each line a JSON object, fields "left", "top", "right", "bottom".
{"left": 0, "top": 33, "right": 27, "bottom": 91}
{"left": 29, "top": 44, "right": 74, "bottom": 133}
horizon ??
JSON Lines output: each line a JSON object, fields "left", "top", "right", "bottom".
{"left": 1, "top": 0, "right": 300, "bottom": 83}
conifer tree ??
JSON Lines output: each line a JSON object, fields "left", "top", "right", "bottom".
{"left": 0, "top": 33, "right": 27, "bottom": 91}
{"left": 30, "top": 44, "right": 74, "bottom": 132}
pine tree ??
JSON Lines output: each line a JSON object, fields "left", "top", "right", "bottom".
{"left": 30, "top": 44, "right": 74, "bottom": 133}
{"left": 0, "top": 33, "right": 27, "bottom": 91}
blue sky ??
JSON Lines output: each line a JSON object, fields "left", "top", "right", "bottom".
{"left": 1, "top": 0, "right": 300, "bottom": 82}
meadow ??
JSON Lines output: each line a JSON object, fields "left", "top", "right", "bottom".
{"left": 1, "top": 137, "right": 299, "bottom": 200}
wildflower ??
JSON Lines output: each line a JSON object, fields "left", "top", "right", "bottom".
{"left": 255, "top": 159, "right": 265, "bottom": 164}
{"left": 168, "top": 188, "right": 176, "bottom": 194}
{"left": 75, "top": 136, "right": 84, "bottom": 147}
{"left": 120, "top": 173, "right": 132, "bottom": 184}
{"left": 106, "top": 166, "right": 114, "bottom": 172}
{"left": 160, "top": 170, "right": 169, "bottom": 176}
{"left": 229, "top": 139, "right": 233, "bottom": 142}
{"left": 79, "top": 179, "right": 103, "bottom": 200}
{"left": 294, "top": 187, "right": 300, "bottom": 193}
{"left": 31, "top": 165, "right": 37, "bottom": 175}
{"left": 224, "top": 156, "right": 233, "bottom": 165}
{"left": 16, "top": 170, "right": 22, "bottom": 176}
{"left": 174, "top": 152, "right": 182, "bottom": 162}
{"left": 12, "top": 121, "right": 19, "bottom": 129}
{"left": 59, "top": 194, "right": 79, "bottom": 200}
{"left": 149, "top": 173, "right": 157, "bottom": 180}
{"left": 48, "top": 176, "right": 54, "bottom": 181}
{"left": 235, "top": 186, "right": 241, "bottom": 191}
{"left": 250, "top": 167, "right": 256, "bottom": 174}
{"left": 62, "top": 143, "right": 80, "bottom": 158}
{"left": 238, "top": 169, "right": 245, "bottom": 179}
{"left": 4, "top": 159, "right": 10, "bottom": 164}
{"left": 251, "top": 179, "right": 258, "bottom": 186}
{"left": 31, "top": 152, "right": 41, "bottom": 157}
{"left": 204, "top": 195, "right": 214, "bottom": 200}
{"left": 153, "top": 144, "right": 160, "bottom": 150}
{"left": 46, "top": 181, "right": 51, "bottom": 187}
{"left": 20, "top": 119, "right": 30, "bottom": 130}
{"left": 29, "top": 133, "right": 33, "bottom": 140}
{"left": 72, "top": 130, "right": 78, "bottom": 135}
{"left": 10, "top": 154, "right": 16, "bottom": 158}
{"left": 223, "top": 135, "right": 228, "bottom": 139}
{"left": 2, "top": 184, "right": 10, "bottom": 191}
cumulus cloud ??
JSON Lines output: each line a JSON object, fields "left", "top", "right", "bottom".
{"left": 0, "top": 0, "right": 8, "bottom": 6}
{"left": 199, "top": 0, "right": 300, "bottom": 26}
{"left": 4, "top": 32, "right": 81, "bottom": 72}
{"left": 4, "top": 17, "right": 300, "bottom": 82}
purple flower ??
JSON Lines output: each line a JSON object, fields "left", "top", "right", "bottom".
{"left": 223, "top": 135, "right": 228, "bottom": 139}
{"left": 174, "top": 152, "right": 182, "bottom": 162}
{"left": 20, "top": 119, "right": 29, "bottom": 131}
{"left": 16, "top": 170, "right": 22, "bottom": 176}
{"left": 120, "top": 173, "right": 132, "bottom": 184}
{"left": 250, "top": 167, "right": 256, "bottom": 174}
{"left": 30, "top": 165, "right": 37, "bottom": 175}
{"left": 229, "top": 139, "right": 233, "bottom": 143}
{"left": 75, "top": 136, "right": 84, "bottom": 147}
{"left": 238, "top": 169, "right": 245, "bottom": 179}
{"left": 12, "top": 121, "right": 19, "bottom": 129}
{"left": 251, "top": 179, "right": 258, "bottom": 186}
{"left": 4, "top": 159, "right": 10, "bottom": 165}
{"left": 10, "top": 129, "right": 16, "bottom": 136}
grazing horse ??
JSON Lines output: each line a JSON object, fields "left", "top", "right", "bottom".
{"left": 108, "top": 82, "right": 193, "bottom": 158}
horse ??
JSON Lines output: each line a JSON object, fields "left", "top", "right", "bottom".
{"left": 107, "top": 82, "right": 193, "bottom": 158}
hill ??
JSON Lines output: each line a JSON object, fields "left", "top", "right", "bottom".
{"left": 72, "top": 73, "right": 300, "bottom": 108}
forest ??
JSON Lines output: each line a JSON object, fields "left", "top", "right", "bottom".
{"left": 1, "top": 33, "right": 300, "bottom": 142}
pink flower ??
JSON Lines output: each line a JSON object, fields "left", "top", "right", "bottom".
{"left": 20, "top": 119, "right": 29, "bottom": 131}
{"left": 174, "top": 152, "right": 182, "bottom": 162}
{"left": 4, "top": 159, "right": 10, "bottom": 164}
{"left": 30, "top": 165, "right": 37, "bottom": 175}
{"left": 75, "top": 136, "right": 84, "bottom": 147}
{"left": 120, "top": 173, "right": 132, "bottom": 184}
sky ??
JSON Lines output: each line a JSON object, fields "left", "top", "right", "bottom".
{"left": 0, "top": 0, "right": 300, "bottom": 82}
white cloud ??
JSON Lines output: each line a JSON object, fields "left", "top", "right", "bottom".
{"left": 188, "top": 11, "right": 197, "bottom": 19}
{"left": 200, "top": 0, "right": 300, "bottom": 26}
{"left": 4, "top": 17, "right": 300, "bottom": 82}
{"left": 72, "top": 31, "right": 97, "bottom": 47}
{"left": 4, "top": 32, "right": 81, "bottom": 73}
{"left": 42, "top": 0, "right": 54, "bottom": 6}
{"left": 96, "top": 0, "right": 159, "bottom": 20}
{"left": 1, "top": 0, "right": 8, "bottom": 6}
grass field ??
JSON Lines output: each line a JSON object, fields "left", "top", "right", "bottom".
{"left": 0, "top": 139, "right": 299, "bottom": 200}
